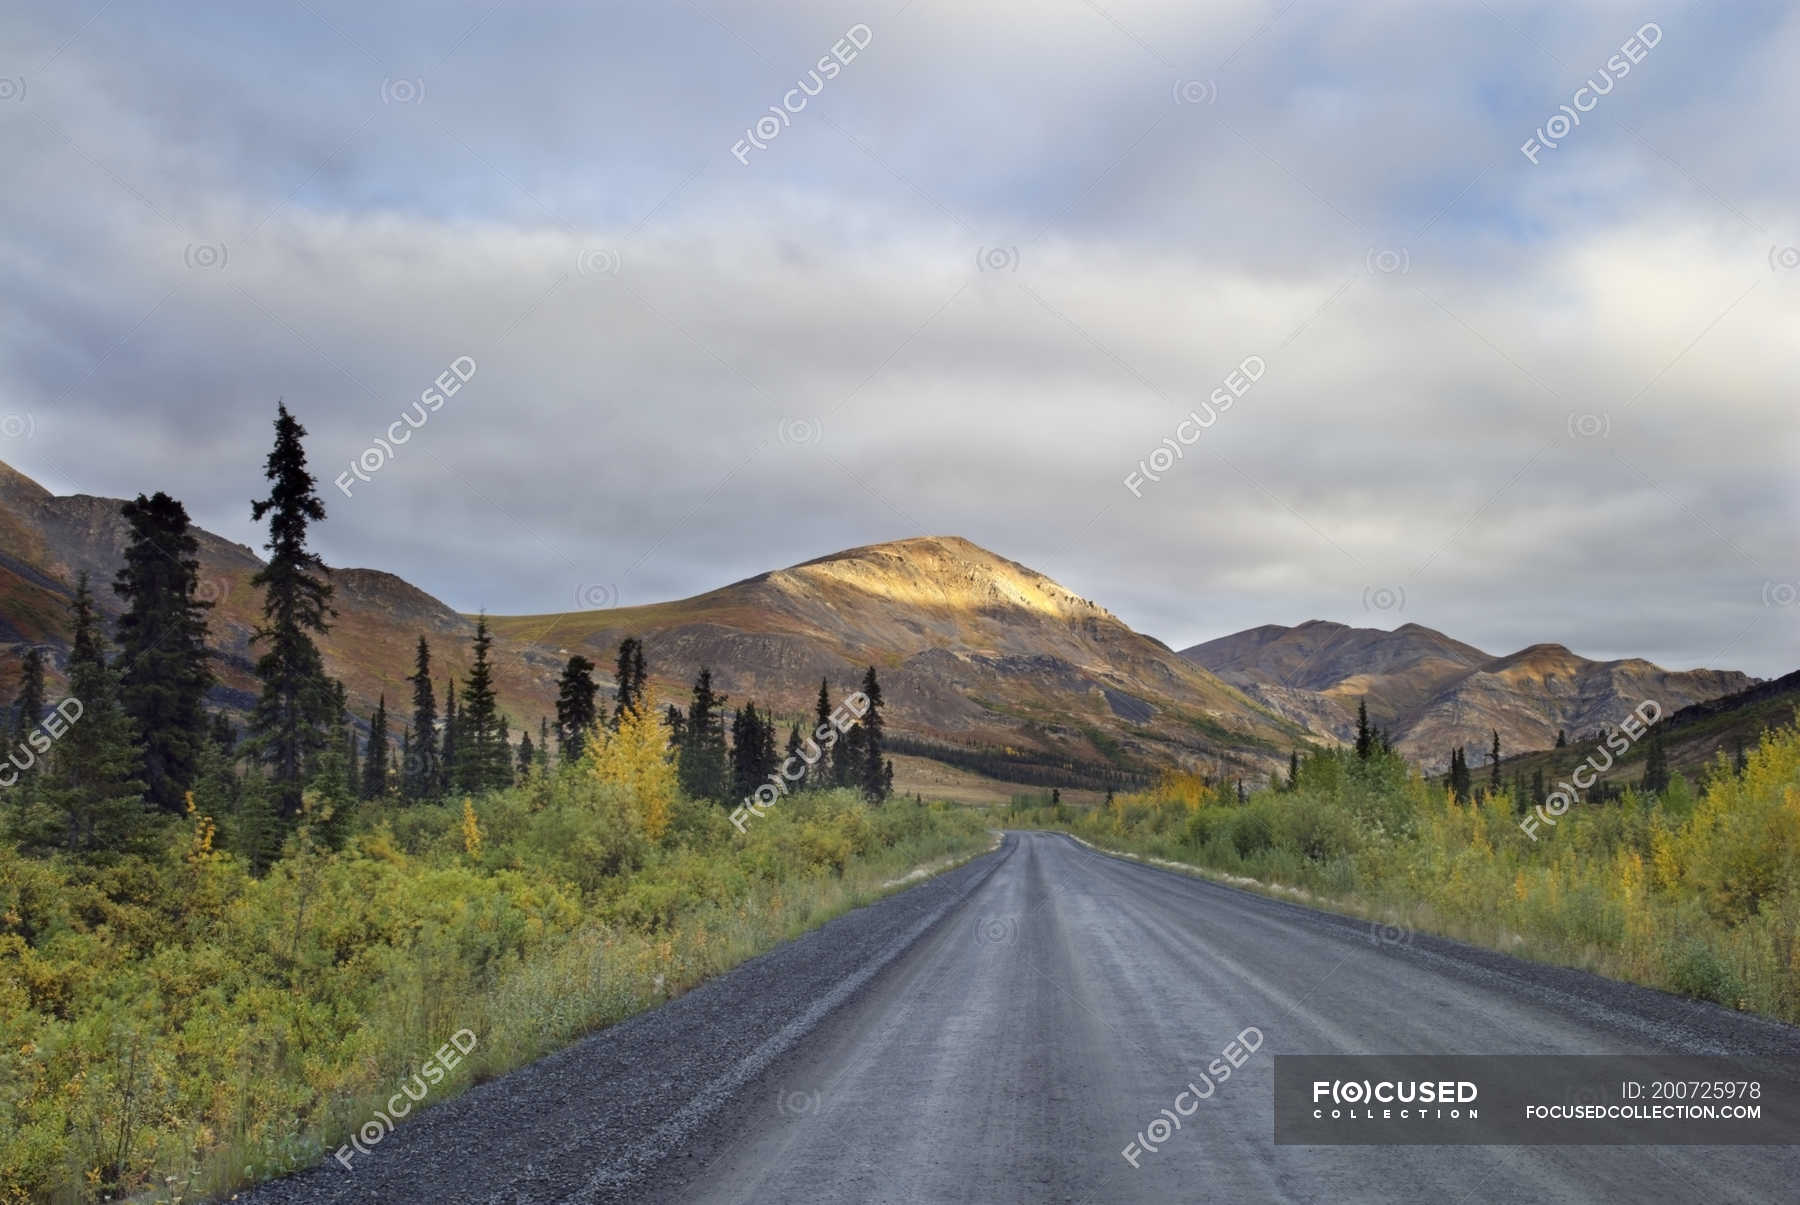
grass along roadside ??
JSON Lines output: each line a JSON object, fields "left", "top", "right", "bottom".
{"left": 2, "top": 768, "right": 992, "bottom": 1205}
{"left": 1005, "top": 713, "right": 1800, "bottom": 1027}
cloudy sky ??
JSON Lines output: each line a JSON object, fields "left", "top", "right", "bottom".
{"left": 1, "top": 0, "right": 1795, "bottom": 676}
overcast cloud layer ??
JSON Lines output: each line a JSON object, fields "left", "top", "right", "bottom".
{"left": 1, "top": 0, "right": 1795, "bottom": 676}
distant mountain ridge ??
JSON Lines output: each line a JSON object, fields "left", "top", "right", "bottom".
{"left": 1182, "top": 620, "right": 1755, "bottom": 768}
{"left": 0, "top": 462, "right": 1299, "bottom": 781}
{"left": 0, "top": 458, "right": 1761, "bottom": 782}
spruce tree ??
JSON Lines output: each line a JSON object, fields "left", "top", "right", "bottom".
{"left": 458, "top": 616, "right": 503, "bottom": 792}
{"left": 537, "top": 716, "right": 551, "bottom": 773}
{"left": 9, "top": 645, "right": 47, "bottom": 768}
{"left": 1447, "top": 746, "right": 1472, "bottom": 802}
{"left": 556, "top": 654, "right": 599, "bottom": 761}
{"left": 209, "top": 711, "right": 236, "bottom": 754}
{"left": 785, "top": 723, "right": 804, "bottom": 784}
{"left": 1643, "top": 731, "right": 1670, "bottom": 794}
{"left": 613, "top": 637, "right": 647, "bottom": 725}
{"left": 112, "top": 491, "right": 214, "bottom": 814}
{"left": 247, "top": 404, "right": 336, "bottom": 819}
{"left": 362, "top": 694, "right": 390, "bottom": 799}
{"left": 858, "top": 666, "right": 887, "bottom": 801}
{"left": 664, "top": 704, "right": 685, "bottom": 749}
{"left": 405, "top": 637, "right": 438, "bottom": 800}
{"left": 677, "top": 667, "right": 729, "bottom": 802}
{"left": 494, "top": 712, "right": 513, "bottom": 790}
{"left": 1555, "top": 729, "right": 1567, "bottom": 748}
{"left": 517, "top": 730, "right": 534, "bottom": 779}
{"left": 344, "top": 721, "right": 359, "bottom": 799}
{"left": 1489, "top": 729, "right": 1502, "bottom": 792}
{"left": 1287, "top": 749, "right": 1300, "bottom": 792}
{"left": 812, "top": 678, "right": 833, "bottom": 788}
{"left": 439, "top": 679, "right": 458, "bottom": 796}
{"left": 43, "top": 574, "right": 147, "bottom": 855}
{"left": 730, "top": 703, "right": 763, "bottom": 801}
{"left": 1354, "top": 699, "right": 1373, "bottom": 760}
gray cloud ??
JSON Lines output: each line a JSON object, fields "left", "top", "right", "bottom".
{"left": 0, "top": 0, "right": 1795, "bottom": 677}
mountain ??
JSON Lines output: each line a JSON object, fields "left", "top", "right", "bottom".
{"left": 0, "top": 459, "right": 566, "bottom": 737}
{"left": 1182, "top": 620, "right": 1756, "bottom": 768}
{"left": 1488, "top": 668, "right": 1800, "bottom": 794}
{"left": 0, "top": 462, "right": 1299, "bottom": 783}
{"left": 490, "top": 536, "right": 1303, "bottom": 781}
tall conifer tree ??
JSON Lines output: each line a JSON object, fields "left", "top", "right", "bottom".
{"left": 247, "top": 404, "right": 336, "bottom": 818}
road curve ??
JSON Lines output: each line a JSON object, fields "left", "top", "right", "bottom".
{"left": 244, "top": 831, "right": 1800, "bottom": 1204}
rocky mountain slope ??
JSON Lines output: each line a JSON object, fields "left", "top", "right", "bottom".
{"left": 491, "top": 536, "right": 1304, "bottom": 779}
{"left": 0, "top": 461, "right": 1298, "bottom": 780}
{"left": 1182, "top": 620, "right": 1756, "bottom": 768}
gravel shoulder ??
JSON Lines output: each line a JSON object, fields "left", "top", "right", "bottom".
{"left": 240, "top": 831, "right": 1800, "bottom": 1204}
{"left": 235, "top": 835, "right": 1017, "bottom": 1204}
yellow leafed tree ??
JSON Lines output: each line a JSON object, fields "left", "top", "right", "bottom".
{"left": 461, "top": 798, "right": 483, "bottom": 860}
{"left": 588, "top": 705, "right": 677, "bottom": 840}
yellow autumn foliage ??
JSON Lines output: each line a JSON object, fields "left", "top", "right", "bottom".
{"left": 586, "top": 705, "right": 677, "bottom": 841}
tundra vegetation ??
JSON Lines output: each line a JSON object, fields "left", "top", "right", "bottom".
{"left": 0, "top": 405, "right": 980, "bottom": 1202}
{"left": 0, "top": 720, "right": 988, "bottom": 1201}
{"left": 1010, "top": 713, "right": 1800, "bottom": 1025}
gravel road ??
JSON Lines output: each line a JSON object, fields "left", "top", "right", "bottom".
{"left": 239, "top": 830, "right": 1800, "bottom": 1204}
